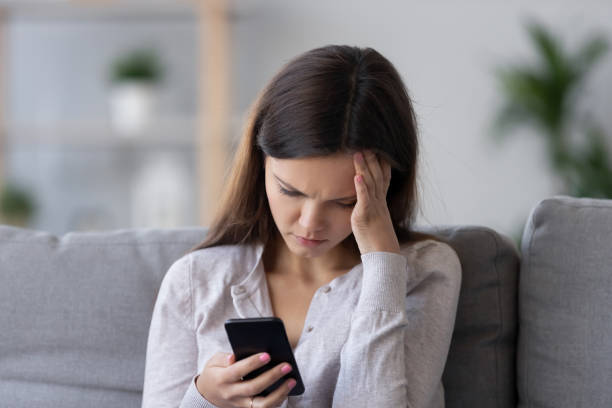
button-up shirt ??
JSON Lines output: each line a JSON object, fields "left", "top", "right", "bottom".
{"left": 142, "top": 238, "right": 461, "bottom": 408}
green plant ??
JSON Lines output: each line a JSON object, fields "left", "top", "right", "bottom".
{"left": 110, "top": 49, "right": 163, "bottom": 83}
{"left": 493, "top": 20, "right": 611, "bottom": 198}
{"left": 0, "top": 183, "right": 36, "bottom": 226}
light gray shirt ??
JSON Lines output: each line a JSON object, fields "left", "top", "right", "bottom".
{"left": 142, "top": 238, "right": 461, "bottom": 408}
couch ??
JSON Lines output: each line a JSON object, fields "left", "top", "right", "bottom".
{"left": 1, "top": 195, "right": 611, "bottom": 407}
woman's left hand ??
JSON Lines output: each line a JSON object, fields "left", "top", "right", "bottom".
{"left": 351, "top": 150, "right": 401, "bottom": 255}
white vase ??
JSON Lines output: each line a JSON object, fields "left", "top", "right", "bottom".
{"left": 109, "top": 81, "right": 157, "bottom": 136}
{"left": 130, "top": 153, "right": 191, "bottom": 228}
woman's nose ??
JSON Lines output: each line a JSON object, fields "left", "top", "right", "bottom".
{"left": 298, "top": 201, "right": 325, "bottom": 232}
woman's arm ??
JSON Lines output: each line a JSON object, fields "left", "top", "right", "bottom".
{"left": 332, "top": 242, "right": 462, "bottom": 408}
{"left": 141, "top": 255, "right": 217, "bottom": 408}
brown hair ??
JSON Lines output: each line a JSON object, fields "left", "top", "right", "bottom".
{"left": 190, "top": 45, "right": 438, "bottom": 252}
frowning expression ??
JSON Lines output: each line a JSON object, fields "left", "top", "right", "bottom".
{"left": 264, "top": 153, "right": 357, "bottom": 258}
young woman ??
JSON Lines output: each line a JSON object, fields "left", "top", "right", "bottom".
{"left": 142, "top": 45, "right": 461, "bottom": 408}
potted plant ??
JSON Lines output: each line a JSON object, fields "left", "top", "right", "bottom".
{"left": 493, "top": 20, "right": 610, "bottom": 196}
{"left": 492, "top": 20, "right": 610, "bottom": 247}
{"left": 108, "top": 49, "right": 164, "bottom": 136}
{"left": 0, "top": 183, "right": 36, "bottom": 227}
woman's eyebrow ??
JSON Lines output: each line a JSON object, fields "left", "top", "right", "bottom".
{"left": 273, "top": 174, "right": 357, "bottom": 201}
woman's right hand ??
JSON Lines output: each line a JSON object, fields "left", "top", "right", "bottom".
{"left": 196, "top": 351, "right": 297, "bottom": 408}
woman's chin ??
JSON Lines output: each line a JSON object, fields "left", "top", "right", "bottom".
{"left": 285, "top": 234, "right": 329, "bottom": 257}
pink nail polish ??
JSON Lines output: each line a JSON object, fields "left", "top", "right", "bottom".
{"left": 259, "top": 353, "right": 270, "bottom": 362}
{"left": 287, "top": 379, "right": 297, "bottom": 390}
{"left": 281, "top": 364, "right": 292, "bottom": 374}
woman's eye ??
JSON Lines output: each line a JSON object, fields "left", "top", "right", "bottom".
{"left": 278, "top": 185, "right": 355, "bottom": 208}
{"left": 338, "top": 202, "right": 356, "bottom": 208}
{"left": 278, "top": 186, "right": 301, "bottom": 197}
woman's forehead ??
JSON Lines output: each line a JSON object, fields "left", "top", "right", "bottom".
{"left": 266, "top": 154, "right": 356, "bottom": 192}
{"left": 267, "top": 153, "right": 354, "bottom": 174}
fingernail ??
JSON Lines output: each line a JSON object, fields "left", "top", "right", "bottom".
{"left": 356, "top": 175, "right": 363, "bottom": 183}
{"left": 281, "top": 364, "right": 292, "bottom": 374}
{"left": 354, "top": 152, "right": 363, "bottom": 162}
{"left": 287, "top": 379, "right": 297, "bottom": 390}
{"left": 260, "top": 353, "right": 270, "bottom": 362}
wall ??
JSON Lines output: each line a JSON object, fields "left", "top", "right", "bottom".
{"left": 230, "top": 0, "right": 612, "bottom": 240}
{"left": 4, "top": 1, "right": 612, "bottom": 239}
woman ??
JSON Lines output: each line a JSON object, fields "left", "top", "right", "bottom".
{"left": 142, "top": 45, "right": 461, "bottom": 408}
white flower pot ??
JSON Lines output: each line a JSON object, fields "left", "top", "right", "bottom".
{"left": 130, "top": 153, "right": 191, "bottom": 228}
{"left": 109, "top": 81, "right": 158, "bottom": 136}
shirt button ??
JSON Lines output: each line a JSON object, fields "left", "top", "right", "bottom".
{"left": 322, "top": 286, "right": 331, "bottom": 293}
{"left": 234, "top": 286, "right": 246, "bottom": 294}
{"left": 306, "top": 326, "right": 314, "bottom": 333}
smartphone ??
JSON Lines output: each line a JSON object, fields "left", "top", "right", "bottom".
{"left": 224, "top": 317, "right": 305, "bottom": 397}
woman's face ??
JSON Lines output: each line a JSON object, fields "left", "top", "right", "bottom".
{"left": 264, "top": 153, "right": 357, "bottom": 258}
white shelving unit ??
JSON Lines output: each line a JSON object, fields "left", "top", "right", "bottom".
{"left": 0, "top": 0, "right": 234, "bottom": 234}
{"left": 5, "top": 119, "right": 196, "bottom": 148}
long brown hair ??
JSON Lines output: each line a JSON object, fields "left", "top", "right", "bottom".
{"left": 191, "top": 45, "right": 437, "bottom": 252}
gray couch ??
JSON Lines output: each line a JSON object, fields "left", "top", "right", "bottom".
{"left": 1, "top": 195, "right": 611, "bottom": 407}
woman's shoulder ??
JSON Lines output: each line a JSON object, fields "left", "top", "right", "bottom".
{"left": 188, "top": 242, "right": 262, "bottom": 282}
{"left": 163, "top": 243, "right": 258, "bottom": 281}
{"left": 188, "top": 242, "right": 255, "bottom": 261}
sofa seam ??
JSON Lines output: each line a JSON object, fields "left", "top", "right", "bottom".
{"left": 488, "top": 229, "right": 503, "bottom": 408}
{"left": 523, "top": 203, "right": 539, "bottom": 408}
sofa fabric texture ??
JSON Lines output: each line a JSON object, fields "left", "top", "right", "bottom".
{"left": 0, "top": 227, "right": 207, "bottom": 407}
{"left": 1, "top": 223, "right": 519, "bottom": 408}
{"left": 6, "top": 195, "right": 604, "bottom": 408}
{"left": 423, "top": 226, "right": 519, "bottom": 408}
{"left": 518, "top": 196, "right": 612, "bottom": 408}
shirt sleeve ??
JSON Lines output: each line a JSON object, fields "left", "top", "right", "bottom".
{"left": 141, "top": 254, "right": 218, "bottom": 408}
{"left": 331, "top": 241, "right": 462, "bottom": 408}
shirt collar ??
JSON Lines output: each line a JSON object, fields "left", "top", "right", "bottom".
{"left": 230, "top": 242, "right": 273, "bottom": 317}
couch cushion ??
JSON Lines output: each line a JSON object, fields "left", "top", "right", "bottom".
{"left": 518, "top": 196, "right": 612, "bottom": 408}
{"left": 420, "top": 225, "right": 520, "bottom": 408}
{"left": 0, "top": 226, "right": 207, "bottom": 408}
{"left": 2, "top": 224, "right": 520, "bottom": 407}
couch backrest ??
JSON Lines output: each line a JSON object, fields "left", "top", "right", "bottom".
{"left": 1, "top": 224, "right": 520, "bottom": 408}
{"left": 421, "top": 226, "right": 520, "bottom": 408}
{"left": 517, "top": 196, "right": 612, "bottom": 408}
{"left": 0, "top": 226, "right": 207, "bottom": 408}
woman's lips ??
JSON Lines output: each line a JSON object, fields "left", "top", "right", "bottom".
{"left": 294, "top": 234, "right": 326, "bottom": 247}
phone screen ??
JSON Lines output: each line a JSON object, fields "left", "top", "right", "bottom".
{"left": 224, "top": 317, "right": 305, "bottom": 396}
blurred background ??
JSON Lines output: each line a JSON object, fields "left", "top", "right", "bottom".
{"left": 0, "top": 0, "right": 610, "bottom": 244}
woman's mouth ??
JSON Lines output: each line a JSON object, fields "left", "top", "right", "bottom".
{"left": 294, "top": 235, "right": 326, "bottom": 247}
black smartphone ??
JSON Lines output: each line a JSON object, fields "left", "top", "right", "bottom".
{"left": 224, "top": 317, "right": 305, "bottom": 397}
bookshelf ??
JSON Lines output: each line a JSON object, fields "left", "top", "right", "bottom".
{"left": 0, "top": 0, "right": 234, "bottom": 233}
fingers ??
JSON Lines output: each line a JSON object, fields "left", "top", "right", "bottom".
{"left": 365, "top": 152, "right": 386, "bottom": 198}
{"left": 233, "top": 361, "right": 293, "bottom": 399}
{"left": 353, "top": 152, "right": 374, "bottom": 198}
{"left": 353, "top": 150, "right": 391, "bottom": 200}
{"left": 383, "top": 160, "right": 392, "bottom": 187}
{"left": 253, "top": 377, "right": 296, "bottom": 408}
{"left": 222, "top": 352, "right": 271, "bottom": 383}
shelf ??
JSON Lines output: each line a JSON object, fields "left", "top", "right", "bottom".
{"left": 4, "top": 112, "right": 246, "bottom": 149}
{"left": 5, "top": 118, "right": 197, "bottom": 148}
